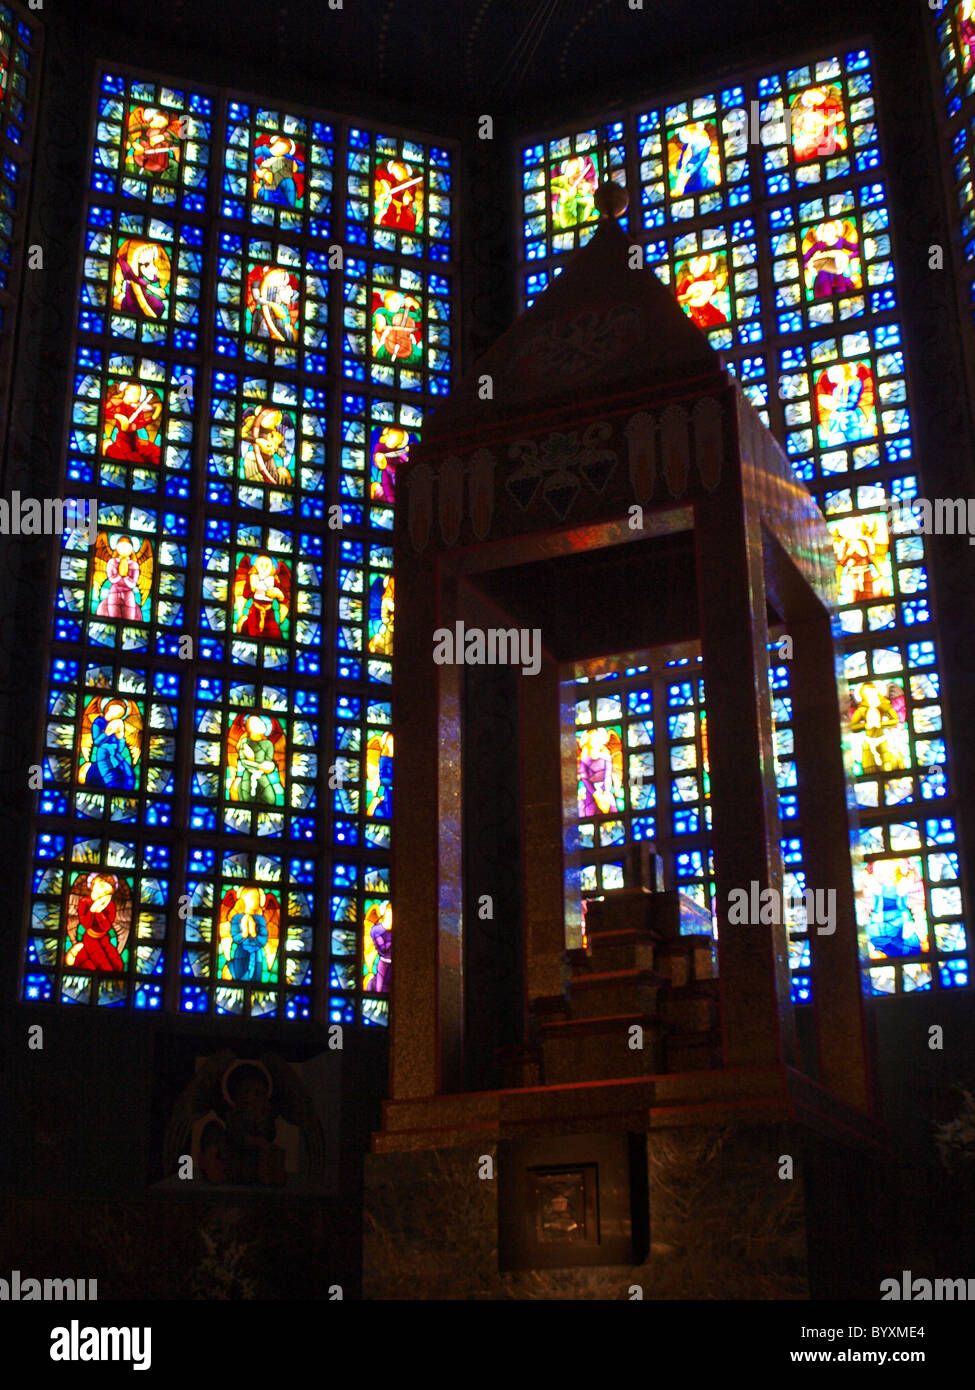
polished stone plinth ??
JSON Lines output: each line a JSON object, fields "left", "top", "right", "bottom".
{"left": 363, "top": 1097, "right": 881, "bottom": 1299}
{"left": 363, "top": 1067, "right": 884, "bottom": 1299}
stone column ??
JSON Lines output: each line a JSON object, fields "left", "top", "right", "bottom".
{"left": 789, "top": 609, "right": 873, "bottom": 1112}
{"left": 695, "top": 485, "right": 796, "bottom": 1070}
{"left": 389, "top": 550, "right": 455, "bottom": 1100}
{"left": 519, "top": 649, "right": 567, "bottom": 1008}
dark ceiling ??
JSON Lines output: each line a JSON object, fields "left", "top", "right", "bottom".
{"left": 72, "top": 0, "right": 897, "bottom": 130}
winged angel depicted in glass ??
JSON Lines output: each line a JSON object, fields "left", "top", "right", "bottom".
{"left": 91, "top": 534, "right": 153, "bottom": 622}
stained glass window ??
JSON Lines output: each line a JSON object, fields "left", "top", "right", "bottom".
{"left": 522, "top": 123, "right": 626, "bottom": 266}
{"left": 0, "top": 0, "right": 38, "bottom": 431}
{"left": 330, "top": 127, "right": 452, "bottom": 1026}
{"left": 521, "top": 45, "right": 966, "bottom": 998}
{"left": 58, "top": 504, "right": 189, "bottom": 653}
{"left": 27, "top": 833, "right": 170, "bottom": 1009}
{"left": 570, "top": 650, "right": 714, "bottom": 926}
{"left": 936, "top": 5, "right": 975, "bottom": 322}
{"left": 24, "top": 71, "right": 456, "bottom": 1020}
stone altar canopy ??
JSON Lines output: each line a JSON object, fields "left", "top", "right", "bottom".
{"left": 363, "top": 188, "right": 885, "bottom": 1299}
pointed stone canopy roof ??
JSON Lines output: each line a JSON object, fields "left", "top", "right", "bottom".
{"left": 423, "top": 207, "right": 723, "bottom": 446}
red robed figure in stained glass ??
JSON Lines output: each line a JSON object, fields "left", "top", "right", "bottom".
{"left": 102, "top": 382, "right": 163, "bottom": 465}
{"left": 65, "top": 872, "right": 129, "bottom": 972}
{"left": 374, "top": 159, "right": 423, "bottom": 232}
{"left": 233, "top": 553, "right": 291, "bottom": 639}
{"left": 125, "top": 105, "right": 182, "bottom": 180}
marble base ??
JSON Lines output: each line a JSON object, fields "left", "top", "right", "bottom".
{"left": 363, "top": 1119, "right": 876, "bottom": 1299}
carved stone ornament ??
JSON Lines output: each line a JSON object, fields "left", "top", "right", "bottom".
{"left": 408, "top": 460, "right": 434, "bottom": 552}
{"left": 660, "top": 404, "right": 690, "bottom": 498}
{"left": 625, "top": 411, "right": 657, "bottom": 504}
{"left": 439, "top": 454, "right": 464, "bottom": 545}
{"left": 468, "top": 448, "right": 497, "bottom": 540}
{"left": 692, "top": 396, "right": 723, "bottom": 491}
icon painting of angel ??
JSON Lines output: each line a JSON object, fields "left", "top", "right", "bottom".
{"left": 64, "top": 870, "right": 131, "bottom": 972}
{"left": 232, "top": 553, "right": 291, "bottom": 640}
{"left": 78, "top": 695, "right": 143, "bottom": 792}
{"left": 91, "top": 533, "right": 153, "bottom": 622}
{"left": 217, "top": 885, "right": 280, "bottom": 983}
{"left": 226, "top": 713, "right": 286, "bottom": 806}
{"left": 112, "top": 239, "right": 172, "bottom": 319}
{"left": 166, "top": 1049, "right": 321, "bottom": 1189}
{"left": 239, "top": 406, "right": 295, "bottom": 488}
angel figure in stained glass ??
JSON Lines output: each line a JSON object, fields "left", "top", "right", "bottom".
{"left": 112, "top": 239, "right": 171, "bottom": 319}
{"left": 240, "top": 406, "right": 295, "bottom": 487}
{"left": 233, "top": 554, "right": 291, "bottom": 640}
{"left": 577, "top": 726, "right": 624, "bottom": 817}
{"left": 802, "top": 219, "right": 860, "bottom": 299}
{"left": 669, "top": 123, "right": 718, "bottom": 197}
{"left": 102, "top": 382, "right": 163, "bottom": 466}
{"left": 550, "top": 155, "right": 598, "bottom": 229}
{"left": 859, "top": 859, "right": 926, "bottom": 959}
{"left": 816, "top": 362, "right": 876, "bottom": 446}
{"left": 790, "top": 85, "right": 847, "bottom": 162}
{"left": 92, "top": 534, "right": 153, "bottom": 622}
{"left": 675, "top": 253, "right": 730, "bottom": 328}
{"left": 363, "top": 900, "right": 392, "bottom": 995}
{"left": 374, "top": 160, "right": 423, "bottom": 232}
{"left": 253, "top": 133, "right": 306, "bottom": 208}
{"left": 64, "top": 871, "right": 130, "bottom": 972}
{"left": 246, "top": 265, "right": 300, "bottom": 342}
{"left": 79, "top": 695, "right": 142, "bottom": 791}
{"left": 372, "top": 289, "right": 421, "bottom": 363}
{"left": 218, "top": 885, "right": 279, "bottom": 983}
{"left": 227, "top": 713, "right": 285, "bottom": 805}
{"left": 125, "top": 106, "right": 182, "bottom": 180}
{"left": 850, "top": 682, "right": 908, "bottom": 774}
{"left": 830, "top": 515, "right": 891, "bottom": 605}
{"left": 370, "top": 425, "right": 410, "bottom": 505}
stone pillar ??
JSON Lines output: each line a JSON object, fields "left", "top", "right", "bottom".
{"left": 519, "top": 649, "right": 567, "bottom": 1008}
{"left": 789, "top": 609, "right": 873, "bottom": 1112}
{"left": 389, "top": 552, "right": 456, "bottom": 1100}
{"left": 695, "top": 487, "right": 796, "bottom": 1070}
